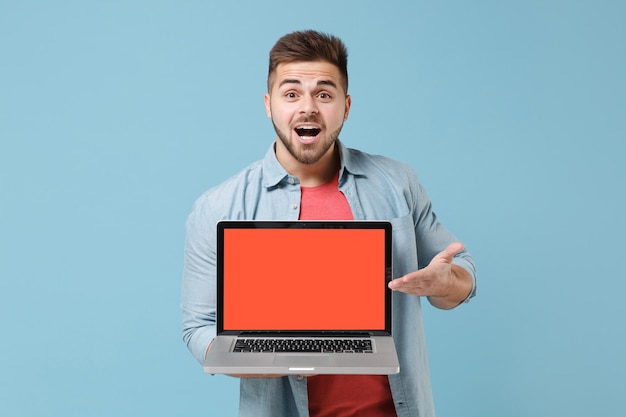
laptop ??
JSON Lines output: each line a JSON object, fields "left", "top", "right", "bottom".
{"left": 203, "top": 220, "right": 400, "bottom": 375}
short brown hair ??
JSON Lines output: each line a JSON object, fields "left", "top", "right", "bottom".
{"left": 268, "top": 30, "right": 348, "bottom": 93}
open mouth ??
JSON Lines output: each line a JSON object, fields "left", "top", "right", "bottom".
{"left": 294, "top": 126, "right": 321, "bottom": 138}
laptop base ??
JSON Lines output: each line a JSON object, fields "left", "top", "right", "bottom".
{"left": 204, "top": 335, "right": 400, "bottom": 375}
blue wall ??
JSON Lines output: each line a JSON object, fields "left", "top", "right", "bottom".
{"left": 1, "top": 1, "right": 624, "bottom": 416}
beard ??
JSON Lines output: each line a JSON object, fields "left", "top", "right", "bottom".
{"left": 272, "top": 118, "right": 344, "bottom": 165}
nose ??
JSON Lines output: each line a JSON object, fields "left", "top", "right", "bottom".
{"left": 300, "top": 94, "right": 319, "bottom": 115}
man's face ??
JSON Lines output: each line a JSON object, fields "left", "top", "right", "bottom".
{"left": 264, "top": 61, "right": 351, "bottom": 167}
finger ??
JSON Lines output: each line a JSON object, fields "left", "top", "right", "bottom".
{"left": 388, "top": 277, "right": 426, "bottom": 295}
{"left": 388, "top": 271, "right": 423, "bottom": 291}
{"left": 388, "top": 278, "right": 409, "bottom": 292}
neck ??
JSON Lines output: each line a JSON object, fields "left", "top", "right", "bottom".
{"left": 277, "top": 143, "right": 341, "bottom": 187}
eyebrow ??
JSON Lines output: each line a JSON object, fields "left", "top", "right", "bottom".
{"left": 279, "top": 79, "right": 338, "bottom": 89}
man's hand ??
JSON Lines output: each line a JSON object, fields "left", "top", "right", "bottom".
{"left": 388, "top": 242, "right": 473, "bottom": 309}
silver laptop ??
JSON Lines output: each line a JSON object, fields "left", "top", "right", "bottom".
{"left": 203, "top": 220, "right": 400, "bottom": 375}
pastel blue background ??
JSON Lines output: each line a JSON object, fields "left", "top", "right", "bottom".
{"left": 1, "top": 1, "right": 624, "bottom": 416}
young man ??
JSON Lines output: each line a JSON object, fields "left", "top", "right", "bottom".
{"left": 182, "top": 30, "right": 476, "bottom": 417}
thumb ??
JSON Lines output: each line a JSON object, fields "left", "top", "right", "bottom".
{"left": 437, "top": 242, "right": 464, "bottom": 264}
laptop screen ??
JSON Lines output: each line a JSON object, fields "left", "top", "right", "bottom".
{"left": 217, "top": 221, "right": 392, "bottom": 333}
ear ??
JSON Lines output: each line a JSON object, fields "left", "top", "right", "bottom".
{"left": 343, "top": 95, "right": 352, "bottom": 121}
{"left": 264, "top": 93, "right": 272, "bottom": 119}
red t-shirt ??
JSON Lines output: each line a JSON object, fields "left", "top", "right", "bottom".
{"left": 300, "top": 172, "right": 397, "bottom": 417}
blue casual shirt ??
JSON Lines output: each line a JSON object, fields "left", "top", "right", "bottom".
{"left": 181, "top": 141, "right": 477, "bottom": 417}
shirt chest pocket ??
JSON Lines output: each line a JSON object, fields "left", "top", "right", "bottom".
{"left": 390, "top": 215, "right": 418, "bottom": 278}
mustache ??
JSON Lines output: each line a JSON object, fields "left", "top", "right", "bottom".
{"left": 293, "top": 116, "right": 324, "bottom": 126}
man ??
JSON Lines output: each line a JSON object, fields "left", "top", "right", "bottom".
{"left": 182, "top": 30, "right": 476, "bottom": 417}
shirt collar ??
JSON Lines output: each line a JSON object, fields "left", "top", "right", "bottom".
{"left": 261, "top": 140, "right": 367, "bottom": 189}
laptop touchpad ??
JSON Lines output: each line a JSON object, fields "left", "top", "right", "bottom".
{"left": 273, "top": 355, "right": 330, "bottom": 367}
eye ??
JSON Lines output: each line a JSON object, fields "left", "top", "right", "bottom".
{"left": 284, "top": 91, "right": 299, "bottom": 101}
{"left": 317, "top": 92, "right": 332, "bottom": 102}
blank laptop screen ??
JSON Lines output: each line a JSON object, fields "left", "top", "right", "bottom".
{"left": 221, "top": 227, "right": 387, "bottom": 331}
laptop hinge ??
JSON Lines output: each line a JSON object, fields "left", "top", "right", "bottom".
{"left": 238, "top": 331, "right": 372, "bottom": 338}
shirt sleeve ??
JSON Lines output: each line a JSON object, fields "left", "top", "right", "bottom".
{"left": 181, "top": 194, "right": 218, "bottom": 364}
{"left": 411, "top": 171, "right": 477, "bottom": 302}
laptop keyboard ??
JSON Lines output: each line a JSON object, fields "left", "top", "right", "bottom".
{"left": 233, "top": 338, "right": 374, "bottom": 353}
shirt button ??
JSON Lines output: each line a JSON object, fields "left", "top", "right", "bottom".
{"left": 288, "top": 177, "right": 295, "bottom": 184}
{"left": 291, "top": 204, "right": 298, "bottom": 210}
